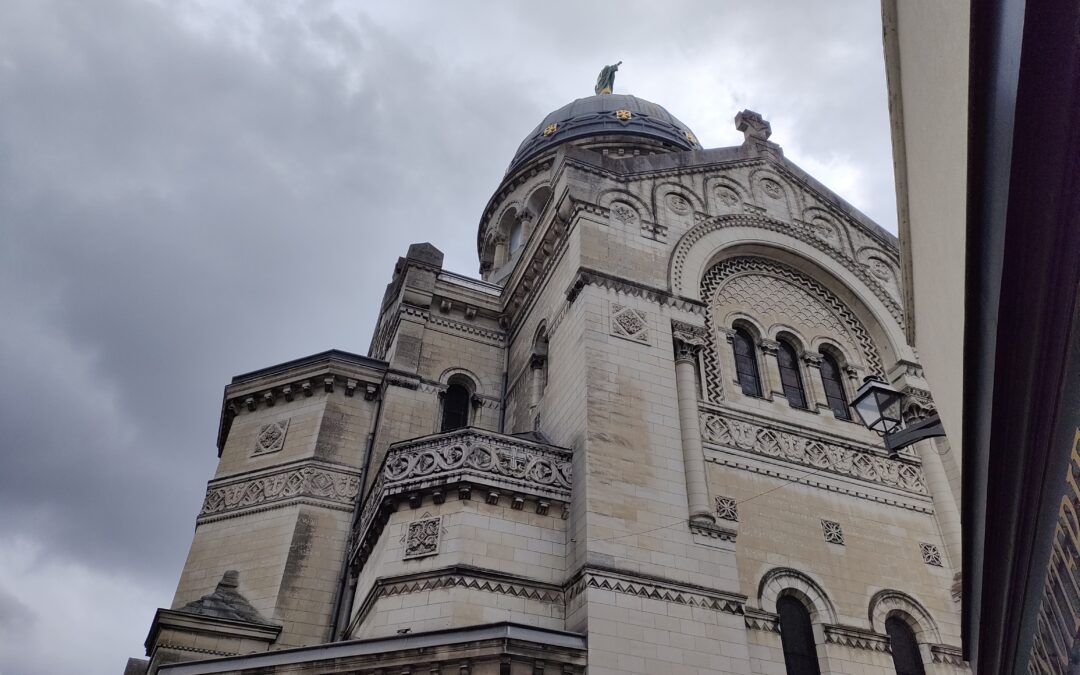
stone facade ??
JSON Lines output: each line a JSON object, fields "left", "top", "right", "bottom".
{"left": 135, "top": 94, "right": 966, "bottom": 674}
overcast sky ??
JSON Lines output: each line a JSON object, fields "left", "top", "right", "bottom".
{"left": 0, "top": 1, "right": 895, "bottom": 672}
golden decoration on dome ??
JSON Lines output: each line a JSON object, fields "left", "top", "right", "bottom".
{"left": 543, "top": 123, "right": 558, "bottom": 137}
{"left": 615, "top": 109, "right": 632, "bottom": 121}
{"left": 685, "top": 131, "right": 697, "bottom": 144}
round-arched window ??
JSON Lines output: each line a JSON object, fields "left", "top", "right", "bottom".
{"left": 819, "top": 351, "right": 851, "bottom": 420}
{"left": 732, "top": 328, "right": 762, "bottom": 397}
{"left": 777, "top": 595, "right": 821, "bottom": 675}
{"left": 441, "top": 382, "right": 471, "bottom": 432}
{"left": 886, "top": 616, "right": 925, "bottom": 675}
{"left": 777, "top": 340, "right": 807, "bottom": 409}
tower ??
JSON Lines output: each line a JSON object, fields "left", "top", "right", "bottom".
{"left": 134, "top": 80, "right": 966, "bottom": 675}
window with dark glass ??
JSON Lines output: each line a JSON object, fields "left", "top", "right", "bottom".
{"left": 777, "top": 340, "right": 807, "bottom": 409}
{"left": 441, "top": 383, "right": 471, "bottom": 431}
{"left": 886, "top": 616, "right": 926, "bottom": 675}
{"left": 732, "top": 329, "right": 762, "bottom": 397}
{"left": 819, "top": 352, "right": 851, "bottom": 420}
{"left": 778, "top": 595, "right": 821, "bottom": 675}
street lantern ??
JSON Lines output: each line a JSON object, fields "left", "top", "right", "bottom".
{"left": 852, "top": 377, "right": 904, "bottom": 435}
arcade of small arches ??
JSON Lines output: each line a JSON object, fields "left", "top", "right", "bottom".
{"left": 480, "top": 186, "right": 553, "bottom": 278}
{"left": 758, "top": 568, "right": 940, "bottom": 675}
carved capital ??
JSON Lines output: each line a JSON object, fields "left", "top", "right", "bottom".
{"left": 759, "top": 338, "right": 780, "bottom": 356}
{"left": 672, "top": 320, "right": 708, "bottom": 363}
{"left": 529, "top": 353, "right": 548, "bottom": 370}
{"left": 802, "top": 352, "right": 824, "bottom": 367}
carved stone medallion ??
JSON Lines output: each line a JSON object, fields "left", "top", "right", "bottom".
{"left": 761, "top": 179, "right": 783, "bottom": 199}
{"left": 611, "top": 303, "right": 649, "bottom": 344}
{"left": 404, "top": 515, "right": 442, "bottom": 559}
{"left": 253, "top": 419, "right": 289, "bottom": 456}
{"left": 667, "top": 193, "right": 691, "bottom": 214}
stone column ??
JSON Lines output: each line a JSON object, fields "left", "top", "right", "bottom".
{"left": 759, "top": 338, "right": 782, "bottom": 400}
{"left": 528, "top": 354, "right": 547, "bottom": 409}
{"left": 802, "top": 352, "right": 829, "bottom": 413}
{"left": 917, "top": 437, "right": 963, "bottom": 570}
{"left": 672, "top": 321, "right": 714, "bottom": 523}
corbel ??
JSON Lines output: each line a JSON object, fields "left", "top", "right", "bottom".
{"left": 324, "top": 376, "right": 334, "bottom": 393}
{"left": 283, "top": 385, "right": 294, "bottom": 402}
{"left": 345, "top": 379, "right": 357, "bottom": 397}
{"left": 302, "top": 381, "right": 313, "bottom": 397}
{"left": 244, "top": 397, "right": 256, "bottom": 412}
{"left": 364, "top": 383, "right": 379, "bottom": 401}
{"left": 262, "top": 391, "right": 275, "bottom": 407}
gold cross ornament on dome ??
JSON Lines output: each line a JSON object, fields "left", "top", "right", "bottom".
{"left": 615, "top": 109, "right": 632, "bottom": 121}
{"left": 542, "top": 123, "right": 558, "bottom": 137}
{"left": 685, "top": 131, "right": 697, "bottom": 144}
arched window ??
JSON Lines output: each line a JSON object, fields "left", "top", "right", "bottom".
{"left": 777, "top": 340, "right": 807, "bottom": 409}
{"left": 509, "top": 219, "right": 524, "bottom": 253}
{"left": 819, "top": 352, "right": 851, "bottom": 420}
{"left": 777, "top": 595, "right": 821, "bottom": 675}
{"left": 886, "top": 616, "right": 926, "bottom": 675}
{"left": 441, "top": 382, "right": 471, "bottom": 432}
{"left": 732, "top": 328, "right": 762, "bottom": 397}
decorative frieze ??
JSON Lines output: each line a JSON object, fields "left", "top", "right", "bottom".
{"left": 351, "top": 429, "right": 572, "bottom": 565}
{"left": 253, "top": 418, "right": 289, "bottom": 456}
{"left": 565, "top": 568, "right": 744, "bottom": 616}
{"left": 744, "top": 608, "right": 779, "bottom": 632}
{"left": 823, "top": 625, "right": 891, "bottom": 652}
{"left": 700, "top": 410, "right": 928, "bottom": 495}
{"left": 930, "top": 644, "right": 965, "bottom": 666}
{"left": 199, "top": 462, "right": 360, "bottom": 521}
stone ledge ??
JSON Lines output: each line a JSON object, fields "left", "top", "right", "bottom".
{"left": 156, "top": 622, "right": 586, "bottom": 674}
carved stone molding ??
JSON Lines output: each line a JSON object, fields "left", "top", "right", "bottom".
{"left": 823, "top": 625, "right": 891, "bottom": 653}
{"left": 930, "top": 644, "right": 965, "bottom": 666}
{"left": 351, "top": 429, "right": 572, "bottom": 565}
{"left": 700, "top": 410, "right": 928, "bottom": 495}
{"left": 744, "top": 608, "right": 779, "bottom": 632}
{"left": 669, "top": 213, "right": 903, "bottom": 327}
{"left": 565, "top": 568, "right": 744, "bottom": 616}
{"left": 564, "top": 267, "right": 706, "bottom": 316}
{"left": 199, "top": 462, "right": 360, "bottom": 522}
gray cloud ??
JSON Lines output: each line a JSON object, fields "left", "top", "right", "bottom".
{"left": 0, "top": 1, "right": 895, "bottom": 671}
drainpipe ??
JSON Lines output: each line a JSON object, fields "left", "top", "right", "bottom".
{"left": 327, "top": 376, "right": 385, "bottom": 641}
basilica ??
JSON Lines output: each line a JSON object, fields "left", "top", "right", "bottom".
{"left": 129, "top": 78, "right": 966, "bottom": 674}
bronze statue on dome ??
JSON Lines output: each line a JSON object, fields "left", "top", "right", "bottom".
{"left": 594, "top": 61, "right": 622, "bottom": 95}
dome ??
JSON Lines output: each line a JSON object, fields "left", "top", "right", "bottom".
{"left": 507, "top": 94, "right": 702, "bottom": 173}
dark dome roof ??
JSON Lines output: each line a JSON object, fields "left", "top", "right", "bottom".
{"left": 508, "top": 94, "right": 702, "bottom": 173}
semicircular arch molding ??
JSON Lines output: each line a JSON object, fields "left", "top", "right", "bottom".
{"left": 758, "top": 567, "right": 838, "bottom": 624}
{"left": 668, "top": 214, "right": 909, "bottom": 365}
{"left": 653, "top": 180, "right": 706, "bottom": 216}
{"left": 439, "top": 367, "right": 483, "bottom": 395}
{"left": 868, "top": 589, "right": 941, "bottom": 643}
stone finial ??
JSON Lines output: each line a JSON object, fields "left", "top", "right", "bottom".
{"left": 220, "top": 570, "right": 240, "bottom": 588}
{"left": 735, "top": 109, "right": 772, "bottom": 143}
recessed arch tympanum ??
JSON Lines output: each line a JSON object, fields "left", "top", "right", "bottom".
{"left": 667, "top": 214, "right": 911, "bottom": 372}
